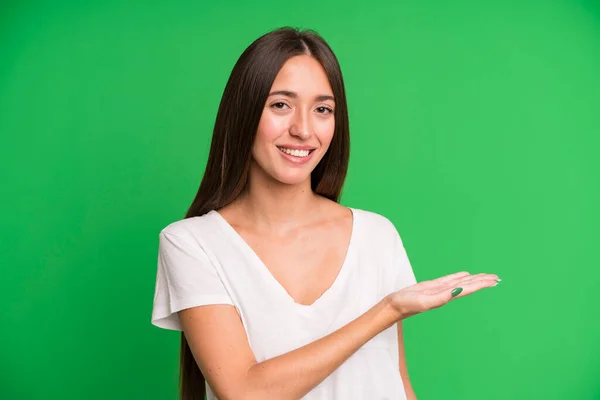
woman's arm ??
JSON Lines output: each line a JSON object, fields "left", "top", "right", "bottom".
{"left": 180, "top": 297, "right": 401, "bottom": 400}
{"left": 180, "top": 271, "right": 497, "bottom": 400}
{"left": 398, "top": 321, "right": 417, "bottom": 400}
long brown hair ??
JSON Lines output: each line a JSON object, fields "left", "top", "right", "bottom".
{"left": 179, "top": 26, "right": 350, "bottom": 400}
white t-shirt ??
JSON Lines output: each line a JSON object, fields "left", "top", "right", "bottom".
{"left": 151, "top": 207, "right": 417, "bottom": 400}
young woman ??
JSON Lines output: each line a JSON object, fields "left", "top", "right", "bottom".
{"left": 151, "top": 27, "right": 500, "bottom": 400}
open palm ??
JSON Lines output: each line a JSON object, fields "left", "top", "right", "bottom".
{"left": 388, "top": 271, "right": 500, "bottom": 319}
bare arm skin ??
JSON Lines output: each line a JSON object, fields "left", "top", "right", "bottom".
{"left": 179, "top": 271, "right": 498, "bottom": 400}
{"left": 398, "top": 321, "right": 417, "bottom": 400}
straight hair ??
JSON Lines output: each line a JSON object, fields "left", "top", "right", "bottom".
{"left": 179, "top": 26, "right": 350, "bottom": 399}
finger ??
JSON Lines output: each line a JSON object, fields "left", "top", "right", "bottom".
{"left": 417, "top": 271, "right": 471, "bottom": 289}
{"left": 438, "top": 278, "right": 498, "bottom": 303}
{"left": 454, "top": 279, "right": 498, "bottom": 298}
{"left": 433, "top": 273, "right": 499, "bottom": 293}
{"left": 421, "top": 272, "right": 481, "bottom": 292}
{"left": 456, "top": 273, "right": 499, "bottom": 288}
{"left": 437, "top": 271, "right": 471, "bottom": 283}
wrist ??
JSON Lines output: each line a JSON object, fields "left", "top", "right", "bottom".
{"left": 381, "top": 294, "right": 405, "bottom": 324}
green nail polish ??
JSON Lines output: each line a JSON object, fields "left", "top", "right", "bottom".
{"left": 451, "top": 287, "right": 463, "bottom": 297}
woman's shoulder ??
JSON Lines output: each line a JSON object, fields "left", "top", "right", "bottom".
{"left": 319, "top": 197, "right": 395, "bottom": 229}
{"left": 350, "top": 206, "right": 399, "bottom": 234}
{"left": 159, "top": 211, "right": 218, "bottom": 241}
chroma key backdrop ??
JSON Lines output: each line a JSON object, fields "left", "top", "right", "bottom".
{"left": 1, "top": 1, "right": 598, "bottom": 399}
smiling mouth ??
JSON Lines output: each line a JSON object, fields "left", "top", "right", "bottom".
{"left": 276, "top": 146, "right": 315, "bottom": 158}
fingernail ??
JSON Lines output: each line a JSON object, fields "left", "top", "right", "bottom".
{"left": 496, "top": 278, "right": 502, "bottom": 282}
{"left": 451, "top": 287, "right": 463, "bottom": 297}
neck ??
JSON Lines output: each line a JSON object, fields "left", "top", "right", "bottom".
{"left": 235, "top": 163, "right": 323, "bottom": 230}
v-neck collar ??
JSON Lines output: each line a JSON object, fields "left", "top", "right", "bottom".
{"left": 209, "top": 207, "right": 358, "bottom": 313}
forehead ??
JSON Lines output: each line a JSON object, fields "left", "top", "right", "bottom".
{"left": 270, "top": 55, "right": 333, "bottom": 97}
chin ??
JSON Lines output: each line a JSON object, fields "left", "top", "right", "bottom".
{"left": 272, "top": 170, "right": 313, "bottom": 186}
{"left": 251, "top": 156, "right": 317, "bottom": 186}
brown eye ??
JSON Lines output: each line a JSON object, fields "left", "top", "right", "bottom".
{"left": 316, "top": 106, "right": 333, "bottom": 114}
{"left": 271, "top": 102, "right": 289, "bottom": 110}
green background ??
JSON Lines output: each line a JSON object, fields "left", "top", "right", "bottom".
{"left": 2, "top": 0, "right": 599, "bottom": 399}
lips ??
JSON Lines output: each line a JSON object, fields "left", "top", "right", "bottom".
{"left": 276, "top": 145, "right": 316, "bottom": 165}
{"left": 277, "top": 146, "right": 314, "bottom": 158}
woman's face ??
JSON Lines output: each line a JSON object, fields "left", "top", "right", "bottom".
{"left": 251, "top": 55, "right": 336, "bottom": 186}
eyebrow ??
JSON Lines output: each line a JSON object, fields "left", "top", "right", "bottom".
{"left": 268, "top": 90, "right": 335, "bottom": 102}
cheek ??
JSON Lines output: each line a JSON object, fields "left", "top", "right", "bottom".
{"left": 315, "top": 118, "right": 336, "bottom": 147}
{"left": 256, "top": 111, "right": 286, "bottom": 143}
{"left": 253, "top": 112, "right": 282, "bottom": 161}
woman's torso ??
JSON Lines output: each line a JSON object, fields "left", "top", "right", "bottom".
{"left": 178, "top": 207, "right": 408, "bottom": 399}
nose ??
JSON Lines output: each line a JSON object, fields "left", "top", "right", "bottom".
{"left": 289, "top": 108, "right": 311, "bottom": 140}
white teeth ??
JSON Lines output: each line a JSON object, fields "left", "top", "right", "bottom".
{"left": 278, "top": 147, "right": 311, "bottom": 157}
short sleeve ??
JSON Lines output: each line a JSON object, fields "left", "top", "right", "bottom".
{"left": 151, "top": 230, "right": 234, "bottom": 331}
{"left": 392, "top": 229, "right": 418, "bottom": 291}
